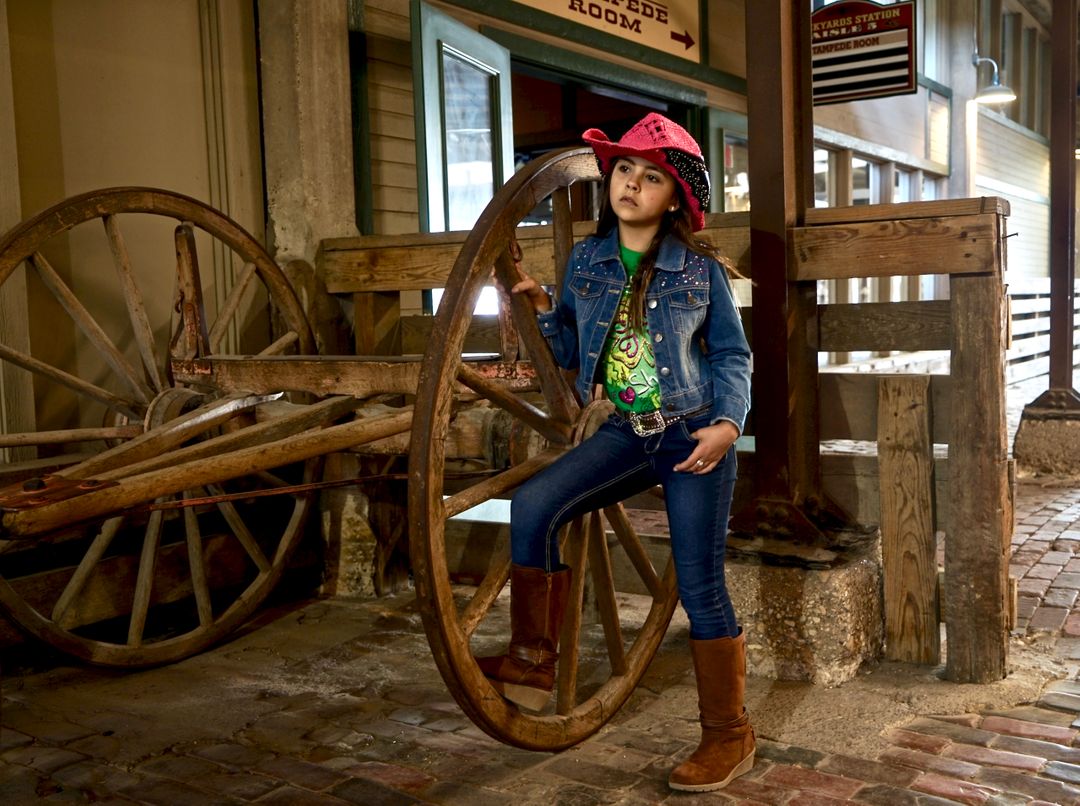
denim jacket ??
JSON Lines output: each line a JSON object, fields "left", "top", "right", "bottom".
{"left": 537, "top": 227, "right": 751, "bottom": 433}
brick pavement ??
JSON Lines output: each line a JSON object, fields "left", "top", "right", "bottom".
{"left": 5, "top": 377, "right": 1080, "bottom": 804}
{"left": 5, "top": 499, "right": 1080, "bottom": 806}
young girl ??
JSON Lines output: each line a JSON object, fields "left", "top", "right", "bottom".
{"left": 477, "top": 113, "right": 753, "bottom": 792}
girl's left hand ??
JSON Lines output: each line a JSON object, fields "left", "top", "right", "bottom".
{"left": 675, "top": 421, "right": 739, "bottom": 474}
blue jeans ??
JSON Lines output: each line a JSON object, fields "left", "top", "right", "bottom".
{"left": 510, "top": 413, "right": 740, "bottom": 640}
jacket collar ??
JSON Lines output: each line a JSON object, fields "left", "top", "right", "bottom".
{"left": 590, "top": 226, "right": 688, "bottom": 272}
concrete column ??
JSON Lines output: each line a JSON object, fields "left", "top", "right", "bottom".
{"left": 946, "top": 0, "right": 979, "bottom": 201}
{"left": 257, "top": 0, "right": 358, "bottom": 266}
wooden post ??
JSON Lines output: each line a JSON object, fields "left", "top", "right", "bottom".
{"left": 878, "top": 375, "right": 938, "bottom": 665}
{"left": 743, "top": 2, "right": 820, "bottom": 506}
{"left": 946, "top": 251, "right": 1009, "bottom": 681}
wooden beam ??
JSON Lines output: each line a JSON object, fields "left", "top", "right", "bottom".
{"left": 171, "top": 356, "right": 539, "bottom": 398}
{"left": 818, "top": 300, "right": 952, "bottom": 353}
{"left": 1047, "top": 0, "right": 1077, "bottom": 390}
{"left": 318, "top": 199, "right": 1011, "bottom": 293}
{"left": 791, "top": 214, "right": 1003, "bottom": 281}
{"left": 945, "top": 258, "right": 1010, "bottom": 681}
{"left": 744, "top": 1, "right": 818, "bottom": 503}
{"left": 878, "top": 375, "right": 939, "bottom": 665}
{"left": 820, "top": 372, "right": 952, "bottom": 444}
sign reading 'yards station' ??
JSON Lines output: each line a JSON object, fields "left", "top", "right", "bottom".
{"left": 811, "top": 0, "right": 917, "bottom": 106}
{"left": 530, "top": 0, "right": 701, "bottom": 63}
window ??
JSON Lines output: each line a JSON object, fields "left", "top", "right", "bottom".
{"left": 723, "top": 135, "right": 750, "bottom": 212}
{"left": 852, "top": 157, "right": 879, "bottom": 205}
{"left": 814, "top": 148, "right": 833, "bottom": 208}
{"left": 894, "top": 168, "right": 914, "bottom": 202}
{"left": 414, "top": 3, "right": 513, "bottom": 234}
{"left": 414, "top": 3, "right": 514, "bottom": 316}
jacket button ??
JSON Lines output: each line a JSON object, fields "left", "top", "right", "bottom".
{"left": 648, "top": 299, "right": 657, "bottom": 309}
{"left": 654, "top": 333, "right": 663, "bottom": 343}
{"left": 660, "top": 367, "right": 671, "bottom": 376}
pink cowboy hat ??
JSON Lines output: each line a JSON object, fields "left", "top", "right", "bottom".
{"left": 582, "top": 112, "right": 711, "bottom": 231}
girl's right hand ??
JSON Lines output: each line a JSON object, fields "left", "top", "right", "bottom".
{"left": 507, "top": 262, "right": 552, "bottom": 313}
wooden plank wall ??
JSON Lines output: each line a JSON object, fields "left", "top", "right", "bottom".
{"left": 362, "top": 0, "right": 418, "bottom": 236}
{"left": 976, "top": 111, "right": 1049, "bottom": 279}
{"left": 1006, "top": 278, "right": 1080, "bottom": 383}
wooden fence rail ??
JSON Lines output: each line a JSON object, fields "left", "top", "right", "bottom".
{"left": 318, "top": 196, "right": 1012, "bottom": 682}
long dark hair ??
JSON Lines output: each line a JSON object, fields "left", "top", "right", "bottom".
{"left": 595, "top": 166, "right": 735, "bottom": 332}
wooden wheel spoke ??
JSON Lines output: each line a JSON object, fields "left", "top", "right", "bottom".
{"left": 493, "top": 249, "right": 579, "bottom": 423}
{"left": 30, "top": 251, "right": 153, "bottom": 404}
{"left": 254, "top": 470, "right": 291, "bottom": 488}
{"left": 0, "top": 340, "right": 142, "bottom": 420}
{"left": 442, "top": 449, "right": 562, "bottom": 519}
{"left": 603, "top": 504, "right": 663, "bottom": 600}
{"left": 456, "top": 363, "right": 572, "bottom": 445}
{"left": 208, "top": 261, "right": 258, "bottom": 353}
{"left": 550, "top": 185, "right": 574, "bottom": 289}
{"left": 52, "top": 516, "right": 124, "bottom": 626}
{"left": 172, "top": 223, "right": 212, "bottom": 360}
{"left": 258, "top": 330, "right": 299, "bottom": 356}
{"left": 0, "top": 425, "right": 142, "bottom": 449}
{"left": 184, "top": 489, "right": 213, "bottom": 628}
{"left": 128, "top": 503, "right": 166, "bottom": 647}
{"left": 103, "top": 215, "right": 167, "bottom": 393}
{"left": 207, "top": 483, "right": 271, "bottom": 573}
{"left": 460, "top": 545, "right": 511, "bottom": 638}
{"left": 587, "top": 511, "right": 626, "bottom": 675}
{"left": 556, "top": 518, "right": 589, "bottom": 715}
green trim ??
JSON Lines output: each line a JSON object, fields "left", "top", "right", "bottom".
{"left": 410, "top": 0, "right": 429, "bottom": 233}
{"left": 413, "top": 1, "right": 514, "bottom": 233}
{"left": 480, "top": 27, "right": 707, "bottom": 107}
{"left": 445, "top": 0, "right": 744, "bottom": 95}
{"left": 348, "top": 30, "right": 374, "bottom": 235}
{"left": 707, "top": 109, "right": 748, "bottom": 137}
{"left": 917, "top": 73, "right": 951, "bottom": 98}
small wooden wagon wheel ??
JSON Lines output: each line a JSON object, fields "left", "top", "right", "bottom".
{"left": 0, "top": 188, "right": 324, "bottom": 666}
{"left": 408, "top": 148, "right": 681, "bottom": 751}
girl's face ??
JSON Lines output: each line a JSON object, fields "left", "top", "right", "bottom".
{"left": 608, "top": 156, "right": 679, "bottom": 230}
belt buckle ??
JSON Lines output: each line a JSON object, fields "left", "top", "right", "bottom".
{"left": 630, "top": 410, "right": 667, "bottom": 437}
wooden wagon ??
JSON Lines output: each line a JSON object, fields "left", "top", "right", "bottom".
{"left": 0, "top": 146, "right": 1012, "bottom": 751}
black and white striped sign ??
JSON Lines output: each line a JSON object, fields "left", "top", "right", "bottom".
{"left": 811, "top": 0, "right": 916, "bottom": 106}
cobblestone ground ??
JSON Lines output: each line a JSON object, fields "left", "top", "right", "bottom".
{"left": 5, "top": 376, "right": 1080, "bottom": 805}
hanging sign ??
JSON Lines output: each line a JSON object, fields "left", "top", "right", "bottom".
{"left": 811, "top": 0, "right": 917, "bottom": 106}
{"left": 526, "top": 0, "right": 701, "bottom": 63}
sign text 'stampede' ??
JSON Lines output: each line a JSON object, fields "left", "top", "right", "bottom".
{"left": 527, "top": 0, "right": 700, "bottom": 63}
{"left": 810, "top": 0, "right": 917, "bottom": 106}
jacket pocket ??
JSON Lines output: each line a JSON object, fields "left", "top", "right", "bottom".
{"left": 665, "top": 286, "right": 708, "bottom": 336}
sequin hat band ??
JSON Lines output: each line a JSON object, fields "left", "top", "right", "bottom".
{"left": 582, "top": 113, "right": 711, "bottom": 232}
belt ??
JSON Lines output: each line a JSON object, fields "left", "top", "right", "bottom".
{"left": 613, "top": 405, "right": 709, "bottom": 437}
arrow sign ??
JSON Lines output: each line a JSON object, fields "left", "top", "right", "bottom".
{"left": 670, "top": 29, "right": 695, "bottom": 50}
{"left": 527, "top": 1, "right": 701, "bottom": 63}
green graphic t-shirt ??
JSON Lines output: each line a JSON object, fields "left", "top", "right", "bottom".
{"left": 602, "top": 246, "right": 661, "bottom": 413}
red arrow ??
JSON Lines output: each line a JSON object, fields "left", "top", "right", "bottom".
{"left": 670, "top": 29, "right": 695, "bottom": 49}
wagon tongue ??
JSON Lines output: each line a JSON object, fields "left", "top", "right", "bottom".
{"left": 0, "top": 474, "right": 117, "bottom": 513}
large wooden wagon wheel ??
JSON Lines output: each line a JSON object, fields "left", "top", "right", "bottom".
{"left": 0, "top": 188, "right": 326, "bottom": 666}
{"left": 408, "top": 148, "right": 682, "bottom": 751}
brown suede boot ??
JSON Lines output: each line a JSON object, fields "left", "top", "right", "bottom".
{"left": 668, "top": 632, "right": 756, "bottom": 792}
{"left": 476, "top": 564, "right": 571, "bottom": 711}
